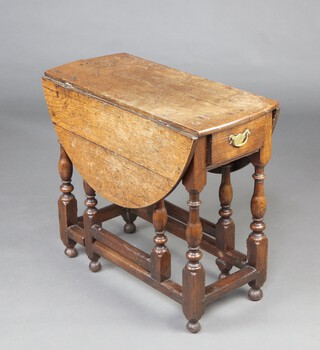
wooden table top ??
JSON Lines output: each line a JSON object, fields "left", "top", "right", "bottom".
{"left": 43, "top": 54, "right": 279, "bottom": 207}
{"left": 45, "top": 53, "right": 278, "bottom": 137}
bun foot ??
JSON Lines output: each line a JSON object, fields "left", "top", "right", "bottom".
{"left": 124, "top": 222, "right": 136, "bottom": 234}
{"left": 89, "top": 260, "right": 101, "bottom": 273}
{"left": 122, "top": 208, "right": 137, "bottom": 233}
{"left": 186, "top": 320, "right": 201, "bottom": 333}
{"left": 248, "top": 287, "right": 263, "bottom": 301}
{"left": 64, "top": 247, "right": 78, "bottom": 258}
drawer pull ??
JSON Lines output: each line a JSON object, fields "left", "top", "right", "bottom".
{"left": 228, "top": 129, "right": 251, "bottom": 148}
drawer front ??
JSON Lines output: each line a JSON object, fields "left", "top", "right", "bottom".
{"left": 209, "top": 116, "right": 266, "bottom": 168}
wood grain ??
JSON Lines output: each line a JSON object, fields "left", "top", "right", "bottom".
{"left": 55, "top": 126, "right": 188, "bottom": 208}
{"left": 44, "top": 53, "right": 279, "bottom": 137}
{"left": 209, "top": 116, "right": 266, "bottom": 168}
{"left": 43, "top": 78, "right": 194, "bottom": 208}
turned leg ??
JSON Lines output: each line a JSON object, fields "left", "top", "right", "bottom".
{"left": 58, "top": 144, "right": 78, "bottom": 258}
{"left": 247, "top": 163, "right": 268, "bottom": 301}
{"left": 151, "top": 199, "right": 171, "bottom": 282}
{"left": 181, "top": 137, "right": 207, "bottom": 333}
{"left": 83, "top": 181, "right": 102, "bottom": 272}
{"left": 121, "top": 208, "right": 137, "bottom": 234}
{"left": 215, "top": 165, "right": 235, "bottom": 279}
{"left": 182, "top": 190, "right": 205, "bottom": 333}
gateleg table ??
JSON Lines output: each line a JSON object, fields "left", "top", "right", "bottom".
{"left": 42, "top": 53, "right": 279, "bottom": 333}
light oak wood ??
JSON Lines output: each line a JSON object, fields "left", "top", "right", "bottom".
{"left": 209, "top": 115, "right": 266, "bottom": 168}
{"left": 44, "top": 53, "right": 278, "bottom": 137}
{"left": 54, "top": 125, "right": 193, "bottom": 208}
{"left": 43, "top": 79, "right": 194, "bottom": 208}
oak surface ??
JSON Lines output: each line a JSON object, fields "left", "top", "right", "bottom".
{"left": 43, "top": 78, "right": 194, "bottom": 208}
{"left": 209, "top": 114, "right": 267, "bottom": 168}
{"left": 44, "top": 53, "right": 278, "bottom": 137}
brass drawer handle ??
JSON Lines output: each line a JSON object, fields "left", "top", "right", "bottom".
{"left": 228, "top": 129, "right": 251, "bottom": 148}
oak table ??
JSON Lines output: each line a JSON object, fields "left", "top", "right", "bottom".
{"left": 42, "top": 53, "right": 279, "bottom": 333}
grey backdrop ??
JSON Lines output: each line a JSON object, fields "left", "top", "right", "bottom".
{"left": 1, "top": 1, "right": 320, "bottom": 349}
